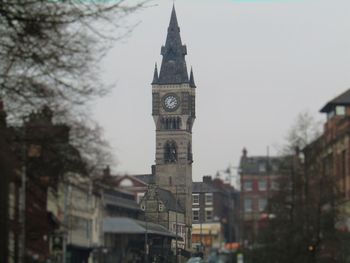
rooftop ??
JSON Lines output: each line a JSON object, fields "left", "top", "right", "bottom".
{"left": 320, "top": 88, "right": 350, "bottom": 113}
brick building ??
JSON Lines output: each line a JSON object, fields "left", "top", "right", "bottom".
{"left": 191, "top": 176, "right": 238, "bottom": 251}
{"left": 0, "top": 100, "right": 21, "bottom": 263}
{"left": 304, "top": 89, "right": 350, "bottom": 231}
{"left": 239, "top": 149, "right": 289, "bottom": 245}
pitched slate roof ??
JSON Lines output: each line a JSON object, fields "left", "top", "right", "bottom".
{"left": 133, "top": 174, "right": 155, "bottom": 184}
{"left": 192, "top": 182, "right": 218, "bottom": 193}
{"left": 103, "top": 217, "right": 179, "bottom": 238}
{"left": 104, "top": 193, "right": 141, "bottom": 211}
{"left": 320, "top": 89, "right": 350, "bottom": 113}
{"left": 240, "top": 156, "right": 286, "bottom": 176}
{"left": 156, "top": 6, "right": 189, "bottom": 85}
{"left": 157, "top": 188, "right": 184, "bottom": 213}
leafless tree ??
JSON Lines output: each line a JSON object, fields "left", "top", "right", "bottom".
{"left": 0, "top": 0, "right": 148, "bottom": 171}
{"left": 283, "top": 111, "right": 322, "bottom": 154}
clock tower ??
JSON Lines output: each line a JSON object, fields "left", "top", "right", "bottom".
{"left": 152, "top": 6, "right": 196, "bottom": 248}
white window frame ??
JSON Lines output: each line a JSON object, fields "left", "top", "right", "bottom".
{"left": 192, "top": 208, "right": 199, "bottom": 221}
{"left": 258, "top": 198, "right": 267, "bottom": 212}
{"left": 205, "top": 193, "right": 213, "bottom": 205}
{"left": 244, "top": 199, "right": 252, "bottom": 212}
{"left": 192, "top": 194, "right": 199, "bottom": 205}
{"left": 243, "top": 181, "right": 252, "bottom": 191}
{"left": 259, "top": 163, "right": 266, "bottom": 172}
{"left": 336, "top": 106, "right": 346, "bottom": 116}
{"left": 258, "top": 180, "right": 267, "bottom": 191}
{"left": 205, "top": 207, "right": 213, "bottom": 221}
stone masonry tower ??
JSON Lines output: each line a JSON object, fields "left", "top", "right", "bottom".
{"left": 152, "top": 6, "right": 196, "bottom": 248}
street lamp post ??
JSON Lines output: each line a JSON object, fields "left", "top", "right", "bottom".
{"left": 145, "top": 198, "right": 148, "bottom": 263}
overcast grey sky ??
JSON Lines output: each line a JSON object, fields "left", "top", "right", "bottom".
{"left": 93, "top": 0, "right": 350, "bottom": 182}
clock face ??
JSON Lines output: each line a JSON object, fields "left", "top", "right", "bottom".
{"left": 163, "top": 94, "right": 179, "bottom": 111}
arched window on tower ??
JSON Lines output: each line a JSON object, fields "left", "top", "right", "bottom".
{"left": 164, "top": 141, "right": 177, "bottom": 163}
{"left": 187, "top": 118, "right": 192, "bottom": 132}
{"left": 169, "top": 177, "right": 172, "bottom": 186}
{"left": 176, "top": 117, "right": 181, "bottom": 129}
{"left": 161, "top": 117, "right": 182, "bottom": 130}
{"left": 159, "top": 118, "right": 165, "bottom": 129}
{"left": 187, "top": 142, "right": 193, "bottom": 162}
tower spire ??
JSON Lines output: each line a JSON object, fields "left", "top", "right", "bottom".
{"left": 158, "top": 5, "right": 189, "bottom": 85}
{"left": 152, "top": 63, "right": 159, "bottom": 84}
{"left": 189, "top": 67, "right": 196, "bottom": 88}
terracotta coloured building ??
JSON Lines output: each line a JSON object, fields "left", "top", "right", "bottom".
{"left": 305, "top": 89, "right": 350, "bottom": 231}
{"left": 239, "top": 149, "right": 289, "bottom": 245}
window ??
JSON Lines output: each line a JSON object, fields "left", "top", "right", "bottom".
{"left": 205, "top": 193, "right": 213, "bottom": 205}
{"left": 336, "top": 106, "right": 346, "bottom": 116}
{"left": 169, "top": 177, "right": 172, "bottom": 186}
{"left": 161, "top": 117, "right": 181, "bottom": 130}
{"left": 86, "top": 220, "right": 91, "bottom": 239}
{"left": 205, "top": 207, "right": 213, "bottom": 221}
{"left": 137, "top": 192, "right": 145, "bottom": 204}
{"left": 259, "top": 180, "right": 267, "bottom": 191}
{"left": 187, "top": 142, "right": 193, "bottom": 162}
{"left": 8, "top": 183, "right": 15, "bottom": 220}
{"left": 259, "top": 163, "right": 266, "bottom": 172}
{"left": 205, "top": 210, "right": 213, "bottom": 221}
{"left": 243, "top": 181, "right": 252, "bottom": 191}
{"left": 164, "top": 141, "right": 177, "bottom": 163}
{"left": 192, "top": 210, "right": 199, "bottom": 221}
{"left": 244, "top": 199, "right": 252, "bottom": 212}
{"left": 259, "top": 198, "right": 267, "bottom": 212}
{"left": 192, "top": 194, "right": 199, "bottom": 205}
{"left": 271, "top": 181, "right": 279, "bottom": 190}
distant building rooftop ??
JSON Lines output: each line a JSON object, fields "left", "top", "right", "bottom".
{"left": 240, "top": 156, "right": 287, "bottom": 176}
{"left": 320, "top": 88, "right": 350, "bottom": 113}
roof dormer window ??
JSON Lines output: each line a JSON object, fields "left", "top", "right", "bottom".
{"left": 336, "top": 106, "right": 345, "bottom": 116}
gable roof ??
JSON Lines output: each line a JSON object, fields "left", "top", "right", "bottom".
{"left": 133, "top": 174, "right": 154, "bottom": 184}
{"left": 320, "top": 89, "right": 350, "bottom": 113}
{"left": 157, "top": 188, "right": 184, "bottom": 213}
{"left": 115, "top": 174, "right": 151, "bottom": 187}
{"left": 157, "top": 6, "right": 189, "bottom": 85}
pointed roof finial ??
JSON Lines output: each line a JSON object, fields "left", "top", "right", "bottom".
{"left": 158, "top": 6, "right": 189, "bottom": 85}
{"left": 170, "top": 4, "right": 178, "bottom": 29}
{"left": 189, "top": 67, "right": 196, "bottom": 88}
{"left": 152, "top": 62, "right": 159, "bottom": 84}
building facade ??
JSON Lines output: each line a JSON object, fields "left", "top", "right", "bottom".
{"left": 191, "top": 176, "right": 238, "bottom": 252}
{"left": 239, "top": 149, "right": 288, "bottom": 245}
{"left": 151, "top": 6, "right": 196, "bottom": 250}
{"left": 0, "top": 100, "right": 22, "bottom": 263}
{"left": 305, "top": 89, "right": 350, "bottom": 231}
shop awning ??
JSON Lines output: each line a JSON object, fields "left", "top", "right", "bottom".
{"left": 103, "top": 217, "right": 180, "bottom": 239}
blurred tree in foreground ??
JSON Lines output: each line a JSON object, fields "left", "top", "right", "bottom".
{"left": 248, "top": 112, "right": 350, "bottom": 263}
{"left": 0, "top": 0, "right": 146, "bottom": 173}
